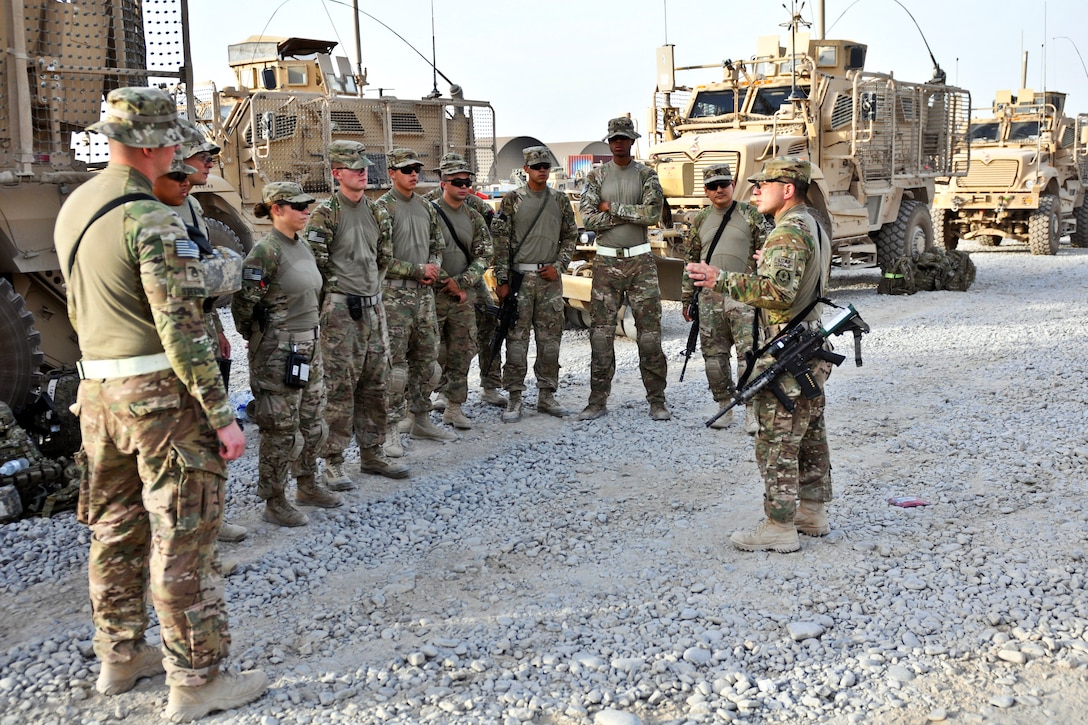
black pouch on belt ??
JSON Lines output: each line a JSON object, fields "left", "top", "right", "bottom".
{"left": 347, "top": 294, "right": 363, "bottom": 320}
{"left": 284, "top": 345, "right": 311, "bottom": 389}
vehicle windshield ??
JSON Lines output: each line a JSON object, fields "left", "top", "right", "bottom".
{"left": 969, "top": 122, "right": 1000, "bottom": 142}
{"left": 1008, "top": 121, "right": 1041, "bottom": 141}
{"left": 688, "top": 86, "right": 801, "bottom": 118}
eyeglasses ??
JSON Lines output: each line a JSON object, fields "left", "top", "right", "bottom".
{"left": 165, "top": 172, "right": 189, "bottom": 182}
{"left": 752, "top": 179, "right": 791, "bottom": 190}
{"left": 278, "top": 201, "right": 311, "bottom": 212}
{"left": 446, "top": 178, "right": 472, "bottom": 188}
{"left": 704, "top": 180, "right": 732, "bottom": 191}
{"left": 190, "top": 153, "right": 215, "bottom": 164}
{"left": 528, "top": 163, "right": 551, "bottom": 171}
{"left": 398, "top": 165, "right": 423, "bottom": 175}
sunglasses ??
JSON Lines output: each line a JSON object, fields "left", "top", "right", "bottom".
{"left": 278, "top": 201, "right": 311, "bottom": 212}
{"left": 446, "top": 178, "right": 472, "bottom": 188}
{"left": 190, "top": 153, "right": 215, "bottom": 164}
{"left": 752, "top": 179, "right": 791, "bottom": 190}
{"left": 165, "top": 172, "right": 189, "bottom": 182}
{"left": 398, "top": 165, "right": 423, "bottom": 175}
{"left": 705, "top": 180, "right": 732, "bottom": 191}
{"left": 528, "top": 163, "right": 551, "bottom": 171}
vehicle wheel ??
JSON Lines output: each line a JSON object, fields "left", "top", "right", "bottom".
{"left": 1028, "top": 195, "right": 1060, "bottom": 255}
{"left": 0, "top": 278, "right": 44, "bottom": 411}
{"left": 932, "top": 208, "right": 959, "bottom": 250}
{"left": 616, "top": 305, "right": 636, "bottom": 338}
{"left": 564, "top": 304, "right": 590, "bottom": 330}
{"left": 976, "top": 235, "right": 1001, "bottom": 247}
{"left": 1070, "top": 202, "right": 1088, "bottom": 248}
{"left": 206, "top": 218, "right": 245, "bottom": 255}
{"left": 872, "top": 199, "right": 933, "bottom": 270}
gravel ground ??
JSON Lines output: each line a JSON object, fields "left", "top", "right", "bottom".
{"left": 2, "top": 239, "right": 1087, "bottom": 725}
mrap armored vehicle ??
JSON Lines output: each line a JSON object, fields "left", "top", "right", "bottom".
{"left": 646, "top": 31, "right": 972, "bottom": 270}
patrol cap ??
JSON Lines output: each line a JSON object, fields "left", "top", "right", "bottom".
{"left": 168, "top": 149, "right": 197, "bottom": 176}
{"left": 522, "top": 146, "right": 553, "bottom": 167}
{"left": 437, "top": 152, "right": 474, "bottom": 176}
{"left": 181, "top": 131, "right": 221, "bottom": 159}
{"left": 604, "top": 117, "right": 640, "bottom": 141}
{"left": 86, "top": 87, "right": 193, "bottom": 149}
{"left": 328, "top": 139, "right": 374, "bottom": 170}
{"left": 261, "top": 181, "right": 315, "bottom": 205}
{"left": 747, "top": 156, "right": 813, "bottom": 184}
{"left": 388, "top": 147, "right": 422, "bottom": 169}
{"left": 703, "top": 163, "right": 733, "bottom": 185}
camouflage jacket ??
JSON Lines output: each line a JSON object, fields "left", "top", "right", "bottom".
{"left": 578, "top": 160, "right": 663, "bottom": 235}
{"left": 713, "top": 202, "right": 829, "bottom": 327}
{"left": 682, "top": 201, "right": 769, "bottom": 304}
{"left": 431, "top": 198, "right": 493, "bottom": 289}
{"left": 376, "top": 189, "right": 443, "bottom": 280}
{"left": 302, "top": 191, "right": 393, "bottom": 292}
{"left": 53, "top": 163, "right": 232, "bottom": 430}
{"left": 491, "top": 185, "right": 578, "bottom": 284}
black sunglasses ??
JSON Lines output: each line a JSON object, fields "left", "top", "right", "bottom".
{"left": 528, "top": 163, "right": 551, "bottom": 171}
{"left": 446, "top": 178, "right": 472, "bottom": 188}
{"left": 398, "top": 164, "right": 423, "bottom": 175}
{"left": 704, "top": 180, "right": 732, "bottom": 191}
{"left": 278, "top": 201, "right": 311, "bottom": 212}
{"left": 752, "top": 179, "right": 791, "bottom": 190}
{"left": 165, "top": 172, "right": 189, "bottom": 182}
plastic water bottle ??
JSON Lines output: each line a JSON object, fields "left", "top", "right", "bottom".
{"left": 0, "top": 458, "right": 30, "bottom": 476}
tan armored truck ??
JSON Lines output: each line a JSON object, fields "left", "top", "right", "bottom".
{"left": 189, "top": 36, "right": 497, "bottom": 242}
{"left": 646, "top": 33, "right": 972, "bottom": 271}
{"left": 931, "top": 88, "right": 1088, "bottom": 254}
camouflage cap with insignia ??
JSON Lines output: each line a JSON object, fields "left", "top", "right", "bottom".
{"left": 604, "top": 117, "right": 640, "bottom": 141}
{"left": 329, "top": 139, "right": 374, "bottom": 170}
{"left": 437, "top": 152, "right": 474, "bottom": 176}
{"left": 747, "top": 156, "right": 813, "bottom": 184}
{"left": 168, "top": 149, "right": 197, "bottom": 176}
{"left": 86, "top": 87, "right": 192, "bottom": 149}
{"left": 703, "top": 163, "right": 733, "bottom": 185}
{"left": 387, "top": 147, "right": 422, "bottom": 169}
{"left": 522, "top": 146, "right": 553, "bottom": 167}
{"left": 262, "top": 181, "right": 316, "bottom": 205}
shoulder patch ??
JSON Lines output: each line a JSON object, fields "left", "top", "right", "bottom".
{"left": 243, "top": 267, "right": 264, "bottom": 282}
{"left": 174, "top": 239, "right": 200, "bottom": 259}
{"left": 306, "top": 229, "right": 326, "bottom": 242}
{"left": 775, "top": 269, "right": 793, "bottom": 285}
{"left": 775, "top": 256, "right": 795, "bottom": 270}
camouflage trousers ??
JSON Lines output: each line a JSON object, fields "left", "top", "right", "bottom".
{"left": 475, "top": 285, "right": 502, "bottom": 389}
{"left": 75, "top": 370, "right": 229, "bottom": 687}
{"left": 588, "top": 254, "right": 667, "bottom": 406}
{"left": 754, "top": 357, "right": 833, "bottom": 523}
{"left": 503, "top": 272, "right": 564, "bottom": 395}
{"left": 383, "top": 285, "right": 439, "bottom": 422}
{"left": 320, "top": 296, "right": 390, "bottom": 458}
{"left": 698, "top": 291, "right": 756, "bottom": 402}
{"left": 248, "top": 331, "right": 327, "bottom": 499}
{"left": 436, "top": 288, "right": 477, "bottom": 404}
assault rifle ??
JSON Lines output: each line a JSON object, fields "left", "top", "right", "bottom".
{"left": 705, "top": 303, "right": 870, "bottom": 428}
{"left": 483, "top": 271, "right": 523, "bottom": 376}
{"left": 679, "top": 290, "right": 700, "bottom": 382}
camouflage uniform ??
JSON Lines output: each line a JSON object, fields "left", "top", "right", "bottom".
{"left": 492, "top": 150, "right": 578, "bottom": 400}
{"left": 714, "top": 160, "right": 832, "bottom": 524}
{"left": 53, "top": 88, "right": 233, "bottom": 688}
{"left": 578, "top": 120, "right": 668, "bottom": 412}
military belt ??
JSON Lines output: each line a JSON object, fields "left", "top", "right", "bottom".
{"left": 328, "top": 292, "right": 381, "bottom": 307}
{"left": 267, "top": 327, "right": 320, "bottom": 343}
{"left": 595, "top": 242, "right": 651, "bottom": 258}
{"left": 384, "top": 279, "right": 422, "bottom": 289}
{"left": 77, "top": 352, "right": 172, "bottom": 380}
{"left": 514, "top": 263, "right": 551, "bottom": 273}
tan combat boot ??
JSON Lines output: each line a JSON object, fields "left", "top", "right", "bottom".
{"left": 295, "top": 475, "right": 342, "bottom": 508}
{"left": 216, "top": 520, "right": 248, "bottom": 543}
{"left": 432, "top": 393, "right": 449, "bottom": 412}
{"left": 576, "top": 402, "right": 608, "bottom": 421}
{"left": 650, "top": 402, "right": 672, "bottom": 421}
{"left": 709, "top": 403, "right": 733, "bottom": 429}
{"left": 480, "top": 387, "right": 507, "bottom": 407}
{"left": 501, "top": 392, "right": 522, "bottom": 423}
{"left": 442, "top": 403, "right": 473, "bottom": 429}
{"left": 324, "top": 460, "right": 356, "bottom": 492}
{"left": 384, "top": 425, "right": 405, "bottom": 458}
{"left": 96, "top": 640, "right": 164, "bottom": 695}
{"left": 411, "top": 414, "right": 458, "bottom": 442}
{"left": 396, "top": 414, "right": 414, "bottom": 434}
{"left": 164, "top": 669, "right": 269, "bottom": 723}
{"left": 744, "top": 404, "right": 759, "bottom": 435}
{"left": 359, "top": 446, "right": 410, "bottom": 479}
{"left": 795, "top": 500, "right": 830, "bottom": 536}
{"left": 262, "top": 494, "right": 308, "bottom": 527}
{"left": 536, "top": 391, "right": 567, "bottom": 418}
{"left": 730, "top": 519, "right": 800, "bottom": 553}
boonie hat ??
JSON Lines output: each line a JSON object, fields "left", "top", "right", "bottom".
{"left": 604, "top": 117, "right": 640, "bottom": 141}
{"left": 747, "top": 156, "right": 813, "bottom": 184}
{"left": 168, "top": 149, "right": 197, "bottom": 176}
{"left": 262, "top": 181, "right": 316, "bottom": 205}
{"left": 180, "top": 120, "right": 221, "bottom": 159}
{"left": 703, "top": 163, "right": 733, "bottom": 185}
{"left": 522, "top": 146, "right": 553, "bottom": 167}
{"left": 329, "top": 139, "right": 374, "bottom": 170}
{"left": 86, "top": 87, "right": 193, "bottom": 149}
{"left": 437, "top": 152, "right": 474, "bottom": 176}
{"left": 388, "top": 148, "right": 422, "bottom": 169}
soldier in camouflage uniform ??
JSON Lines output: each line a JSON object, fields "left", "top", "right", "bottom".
{"left": 53, "top": 87, "right": 266, "bottom": 722}
{"left": 233, "top": 182, "right": 343, "bottom": 528}
{"left": 682, "top": 163, "right": 769, "bottom": 431}
{"left": 304, "top": 141, "right": 409, "bottom": 484}
{"left": 427, "top": 153, "right": 493, "bottom": 429}
{"left": 577, "top": 118, "right": 670, "bottom": 421}
{"left": 377, "top": 148, "right": 457, "bottom": 456}
{"left": 689, "top": 157, "right": 833, "bottom": 554}
{"left": 492, "top": 146, "right": 578, "bottom": 422}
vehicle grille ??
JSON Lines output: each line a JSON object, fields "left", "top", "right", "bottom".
{"left": 693, "top": 152, "right": 741, "bottom": 181}
{"left": 954, "top": 158, "right": 1019, "bottom": 188}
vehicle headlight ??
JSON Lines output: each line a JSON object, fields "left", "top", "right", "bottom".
{"left": 1025, "top": 179, "right": 1035, "bottom": 190}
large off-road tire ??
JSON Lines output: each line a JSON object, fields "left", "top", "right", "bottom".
{"left": 976, "top": 235, "right": 1001, "bottom": 247}
{"left": 1028, "top": 195, "right": 1060, "bottom": 256}
{"left": 872, "top": 199, "right": 934, "bottom": 270}
{"left": 206, "top": 218, "right": 244, "bottom": 255}
{"left": 932, "top": 208, "right": 959, "bottom": 250}
{"left": 1070, "top": 202, "right": 1088, "bottom": 248}
{"left": 0, "top": 278, "right": 44, "bottom": 412}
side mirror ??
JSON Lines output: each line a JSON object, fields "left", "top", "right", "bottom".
{"left": 261, "top": 68, "right": 276, "bottom": 90}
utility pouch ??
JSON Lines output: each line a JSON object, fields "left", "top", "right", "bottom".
{"left": 347, "top": 294, "right": 363, "bottom": 320}
{"left": 284, "top": 345, "right": 311, "bottom": 389}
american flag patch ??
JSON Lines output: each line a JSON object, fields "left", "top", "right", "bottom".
{"left": 175, "top": 239, "right": 200, "bottom": 259}
{"left": 243, "top": 267, "right": 263, "bottom": 282}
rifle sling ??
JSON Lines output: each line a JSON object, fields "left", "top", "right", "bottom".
{"left": 431, "top": 202, "right": 474, "bottom": 265}
{"left": 67, "top": 193, "right": 159, "bottom": 277}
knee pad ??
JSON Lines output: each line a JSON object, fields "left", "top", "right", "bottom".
{"left": 590, "top": 326, "right": 613, "bottom": 354}
{"left": 704, "top": 356, "right": 730, "bottom": 387}
{"left": 637, "top": 330, "right": 661, "bottom": 356}
{"left": 541, "top": 340, "right": 560, "bottom": 361}
{"left": 388, "top": 365, "right": 408, "bottom": 399}
{"left": 506, "top": 340, "right": 528, "bottom": 361}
